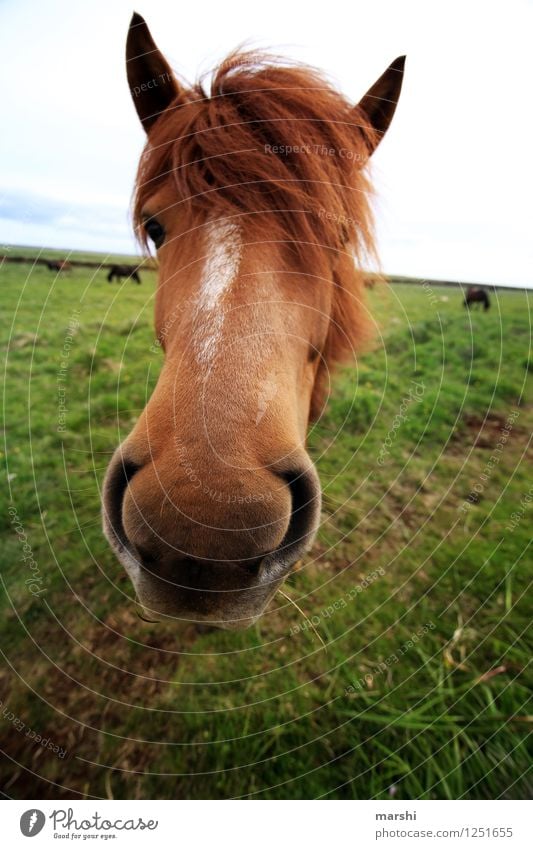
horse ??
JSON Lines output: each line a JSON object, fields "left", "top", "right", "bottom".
{"left": 107, "top": 264, "right": 141, "bottom": 284}
{"left": 46, "top": 260, "right": 71, "bottom": 272}
{"left": 464, "top": 286, "right": 490, "bottom": 310}
{"left": 102, "top": 12, "right": 405, "bottom": 629}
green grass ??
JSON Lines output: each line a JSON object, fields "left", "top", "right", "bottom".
{"left": 2, "top": 244, "right": 145, "bottom": 265}
{"left": 0, "top": 256, "right": 531, "bottom": 799}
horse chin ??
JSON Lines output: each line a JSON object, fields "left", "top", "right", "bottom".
{"left": 104, "top": 527, "right": 289, "bottom": 630}
{"left": 139, "top": 598, "right": 270, "bottom": 631}
{"left": 137, "top": 568, "right": 283, "bottom": 630}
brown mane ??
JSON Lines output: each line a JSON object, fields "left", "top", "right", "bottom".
{"left": 133, "top": 51, "right": 379, "bottom": 415}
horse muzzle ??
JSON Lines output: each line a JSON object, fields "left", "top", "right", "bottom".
{"left": 102, "top": 445, "right": 321, "bottom": 629}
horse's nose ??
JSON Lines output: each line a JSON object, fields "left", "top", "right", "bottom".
{"left": 121, "top": 461, "right": 291, "bottom": 565}
{"left": 102, "top": 446, "right": 321, "bottom": 586}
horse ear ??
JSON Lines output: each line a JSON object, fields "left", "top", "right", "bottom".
{"left": 126, "top": 12, "right": 183, "bottom": 132}
{"left": 355, "top": 56, "right": 405, "bottom": 154}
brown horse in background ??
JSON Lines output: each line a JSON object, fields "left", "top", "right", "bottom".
{"left": 464, "top": 286, "right": 490, "bottom": 310}
{"left": 102, "top": 13, "right": 405, "bottom": 628}
{"left": 107, "top": 264, "right": 141, "bottom": 284}
{"left": 46, "top": 260, "right": 71, "bottom": 272}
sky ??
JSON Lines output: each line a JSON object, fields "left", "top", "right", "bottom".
{"left": 0, "top": 0, "right": 532, "bottom": 287}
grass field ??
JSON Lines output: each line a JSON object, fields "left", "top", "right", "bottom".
{"left": 1, "top": 254, "right": 531, "bottom": 800}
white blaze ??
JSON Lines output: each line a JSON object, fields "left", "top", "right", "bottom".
{"left": 194, "top": 220, "right": 242, "bottom": 366}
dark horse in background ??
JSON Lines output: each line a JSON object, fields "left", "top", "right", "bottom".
{"left": 107, "top": 264, "right": 141, "bottom": 284}
{"left": 46, "top": 260, "right": 71, "bottom": 272}
{"left": 464, "top": 286, "right": 490, "bottom": 310}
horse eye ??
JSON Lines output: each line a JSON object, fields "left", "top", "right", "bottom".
{"left": 144, "top": 218, "right": 165, "bottom": 248}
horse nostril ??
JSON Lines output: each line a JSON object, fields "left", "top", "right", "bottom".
{"left": 102, "top": 452, "right": 141, "bottom": 551}
{"left": 134, "top": 543, "right": 158, "bottom": 567}
{"left": 262, "top": 464, "right": 322, "bottom": 578}
{"left": 239, "top": 555, "right": 264, "bottom": 575}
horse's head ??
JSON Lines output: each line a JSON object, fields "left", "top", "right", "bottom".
{"left": 103, "top": 13, "right": 404, "bottom": 628}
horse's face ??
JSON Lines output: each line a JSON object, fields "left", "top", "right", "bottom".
{"left": 102, "top": 14, "right": 404, "bottom": 628}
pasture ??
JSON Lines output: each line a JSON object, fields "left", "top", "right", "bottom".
{"left": 1, "top": 254, "right": 531, "bottom": 799}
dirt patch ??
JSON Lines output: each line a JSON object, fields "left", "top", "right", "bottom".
{"left": 455, "top": 412, "right": 527, "bottom": 450}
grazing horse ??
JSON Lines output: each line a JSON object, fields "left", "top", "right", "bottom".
{"left": 464, "top": 286, "right": 490, "bottom": 310}
{"left": 102, "top": 13, "right": 405, "bottom": 628}
{"left": 46, "top": 260, "right": 71, "bottom": 272}
{"left": 107, "top": 264, "right": 141, "bottom": 284}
